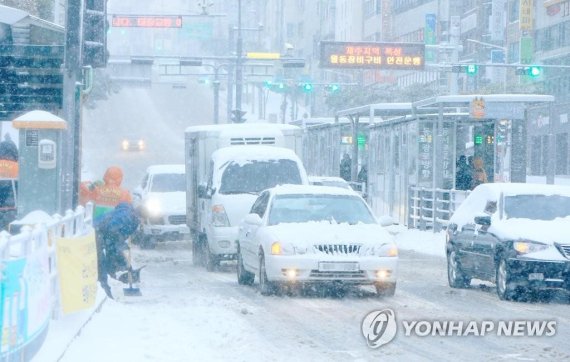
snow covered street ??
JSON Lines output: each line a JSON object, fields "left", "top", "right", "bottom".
{"left": 38, "top": 231, "right": 569, "bottom": 362}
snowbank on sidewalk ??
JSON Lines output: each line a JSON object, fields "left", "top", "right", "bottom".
{"left": 389, "top": 224, "right": 446, "bottom": 258}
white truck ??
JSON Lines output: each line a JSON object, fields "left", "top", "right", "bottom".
{"left": 184, "top": 123, "right": 307, "bottom": 270}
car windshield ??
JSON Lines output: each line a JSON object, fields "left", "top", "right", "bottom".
{"left": 150, "top": 173, "right": 186, "bottom": 192}
{"left": 268, "top": 194, "right": 375, "bottom": 225}
{"left": 219, "top": 159, "right": 302, "bottom": 194}
{"left": 504, "top": 194, "right": 570, "bottom": 220}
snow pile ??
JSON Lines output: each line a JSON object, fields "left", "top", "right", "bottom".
{"left": 390, "top": 224, "right": 446, "bottom": 258}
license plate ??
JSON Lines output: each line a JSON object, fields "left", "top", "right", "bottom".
{"left": 528, "top": 273, "right": 544, "bottom": 281}
{"left": 318, "top": 262, "right": 359, "bottom": 272}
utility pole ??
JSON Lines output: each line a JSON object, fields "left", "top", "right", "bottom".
{"left": 62, "top": 0, "right": 83, "bottom": 212}
{"left": 227, "top": 25, "right": 235, "bottom": 122}
{"left": 235, "top": 0, "right": 244, "bottom": 122}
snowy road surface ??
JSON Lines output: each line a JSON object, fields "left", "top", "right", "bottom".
{"left": 58, "top": 239, "right": 570, "bottom": 362}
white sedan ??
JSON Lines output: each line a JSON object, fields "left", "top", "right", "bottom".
{"left": 236, "top": 185, "right": 398, "bottom": 297}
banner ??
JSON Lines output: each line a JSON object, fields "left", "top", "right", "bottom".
{"left": 56, "top": 229, "right": 98, "bottom": 314}
{"left": 1, "top": 244, "right": 51, "bottom": 359}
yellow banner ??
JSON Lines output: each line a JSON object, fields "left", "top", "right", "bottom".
{"left": 56, "top": 229, "right": 98, "bottom": 314}
{"left": 520, "top": 0, "right": 533, "bottom": 31}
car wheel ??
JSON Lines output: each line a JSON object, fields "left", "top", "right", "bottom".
{"left": 259, "top": 254, "right": 280, "bottom": 296}
{"left": 496, "top": 257, "right": 516, "bottom": 301}
{"left": 205, "top": 244, "right": 219, "bottom": 272}
{"left": 139, "top": 236, "right": 156, "bottom": 250}
{"left": 375, "top": 282, "right": 396, "bottom": 297}
{"left": 447, "top": 250, "right": 471, "bottom": 288}
{"left": 237, "top": 247, "right": 254, "bottom": 286}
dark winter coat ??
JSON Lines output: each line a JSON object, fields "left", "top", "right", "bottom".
{"left": 340, "top": 156, "right": 352, "bottom": 181}
{"left": 94, "top": 202, "right": 140, "bottom": 278}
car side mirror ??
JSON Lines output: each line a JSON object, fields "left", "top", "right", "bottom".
{"left": 378, "top": 215, "right": 396, "bottom": 227}
{"left": 197, "top": 184, "right": 211, "bottom": 199}
{"left": 474, "top": 216, "right": 491, "bottom": 226}
{"left": 244, "top": 213, "right": 262, "bottom": 225}
{"left": 133, "top": 186, "right": 143, "bottom": 199}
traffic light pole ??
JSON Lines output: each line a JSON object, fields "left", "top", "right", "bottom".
{"left": 235, "top": 0, "right": 244, "bottom": 122}
{"left": 62, "top": 0, "right": 83, "bottom": 212}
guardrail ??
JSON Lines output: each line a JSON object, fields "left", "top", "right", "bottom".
{"left": 0, "top": 203, "right": 93, "bottom": 361}
{"left": 408, "top": 186, "right": 470, "bottom": 231}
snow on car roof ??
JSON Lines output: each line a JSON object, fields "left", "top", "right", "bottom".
{"left": 308, "top": 176, "right": 348, "bottom": 183}
{"left": 270, "top": 184, "right": 359, "bottom": 197}
{"left": 185, "top": 122, "right": 300, "bottom": 134}
{"left": 146, "top": 164, "right": 185, "bottom": 174}
{"left": 475, "top": 182, "right": 570, "bottom": 198}
{"left": 212, "top": 145, "right": 301, "bottom": 164}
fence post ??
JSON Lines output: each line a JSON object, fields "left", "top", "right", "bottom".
{"left": 418, "top": 187, "right": 426, "bottom": 231}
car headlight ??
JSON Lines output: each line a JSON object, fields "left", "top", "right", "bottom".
{"left": 377, "top": 243, "right": 398, "bottom": 257}
{"left": 145, "top": 198, "right": 162, "bottom": 216}
{"left": 138, "top": 140, "right": 145, "bottom": 150}
{"left": 360, "top": 243, "right": 398, "bottom": 257}
{"left": 121, "top": 140, "right": 129, "bottom": 150}
{"left": 513, "top": 240, "right": 550, "bottom": 254}
{"left": 211, "top": 204, "right": 230, "bottom": 227}
{"left": 270, "top": 241, "right": 295, "bottom": 255}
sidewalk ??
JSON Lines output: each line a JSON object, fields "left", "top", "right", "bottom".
{"left": 32, "top": 289, "right": 108, "bottom": 362}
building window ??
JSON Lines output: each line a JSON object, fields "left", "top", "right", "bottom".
{"left": 509, "top": 0, "right": 519, "bottom": 23}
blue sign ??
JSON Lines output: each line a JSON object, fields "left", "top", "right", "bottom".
{"left": 491, "top": 49, "right": 505, "bottom": 64}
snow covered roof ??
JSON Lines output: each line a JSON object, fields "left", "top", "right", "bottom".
{"left": 12, "top": 110, "right": 67, "bottom": 129}
{"left": 308, "top": 176, "right": 349, "bottom": 184}
{"left": 185, "top": 122, "right": 300, "bottom": 134}
{"left": 475, "top": 182, "right": 570, "bottom": 198}
{"left": 0, "top": 5, "right": 29, "bottom": 24}
{"left": 414, "top": 94, "right": 555, "bottom": 109}
{"left": 270, "top": 184, "right": 360, "bottom": 197}
{"left": 211, "top": 145, "right": 300, "bottom": 164}
{"left": 146, "top": 164, "right": 185, "bottom": 175}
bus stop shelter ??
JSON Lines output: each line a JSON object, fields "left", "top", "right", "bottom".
{"left": 365, "top": 94, "right": 555, "bottom": 228}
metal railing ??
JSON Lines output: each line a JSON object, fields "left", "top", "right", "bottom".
{"left": 408, "top": 186, "right": 470, "bottom": 231}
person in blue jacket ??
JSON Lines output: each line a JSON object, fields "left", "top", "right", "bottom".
{"left": 94, "top": 202, "right": 140, "bottom": 298}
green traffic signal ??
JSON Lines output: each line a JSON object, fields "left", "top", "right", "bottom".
{"left": 329, "top": 84, "right": 340, "bottom": 92}
{"left": 465, "top": 64, "right": 478, "bottom": 76}
{"left": 528, "top": 66, "right": 541, "bottom": 77}
{"left": 301, "top": 82, "right": 313, "bottom": 92}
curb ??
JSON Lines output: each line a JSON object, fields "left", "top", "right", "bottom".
{"left": 55, "top": 295, "right": 108, "bottom": 362}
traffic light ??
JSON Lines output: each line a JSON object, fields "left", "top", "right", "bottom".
{"left": 82, "top": 0, "right": 108, "bottom": 68}
{"left": 231, "top": 109, "right": 247, "bottom": 123}
{"left": 465, "top": 64, "right": 478, "bottom": 76}
{"left": 451, "top": 64, "right": 478, "bottom": 75}
{"left": 327, "top": 84, "right": 340, "bottom": 92}
{"left": 299, "top": 82, "right": 313, "bottom": 93}
{"left": 515, "top": 65, "right": 542, "bottom": 77}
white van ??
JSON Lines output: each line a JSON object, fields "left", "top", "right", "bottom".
{"left": 184, "top": 123, "right": 307, "bottom": 270}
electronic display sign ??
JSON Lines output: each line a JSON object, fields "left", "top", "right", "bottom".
{"left": 111, "top": 16, "right": 183, "bottom": 28}
{"left": 320, "top": 41, "right": 425, "bottom": 70}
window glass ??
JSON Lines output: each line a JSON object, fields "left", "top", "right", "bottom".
{"left": 219, "top": 159, "right": 302, "bottom": 194}
{"left": 268, "top": 194, "right": 375, "bottom": 225}
{"left": 504, "top": 194, "right": 570, "bottom": 220}
{"left": 150, "top": 173, "right": 185, "bottom": 192}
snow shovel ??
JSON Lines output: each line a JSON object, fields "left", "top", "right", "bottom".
{"left": 123, "top": 237, "right": 142, "bottom": 297}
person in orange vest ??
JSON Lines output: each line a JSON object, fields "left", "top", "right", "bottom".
{"left": 80, "top": 166, "right": 132, "bottom": 218}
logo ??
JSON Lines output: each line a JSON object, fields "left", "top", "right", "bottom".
{"left": 470, "top": 97, "right": 486, "bottom": 119}
{"left": 361, "top": 308, "right": 397, "bottom": 348}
